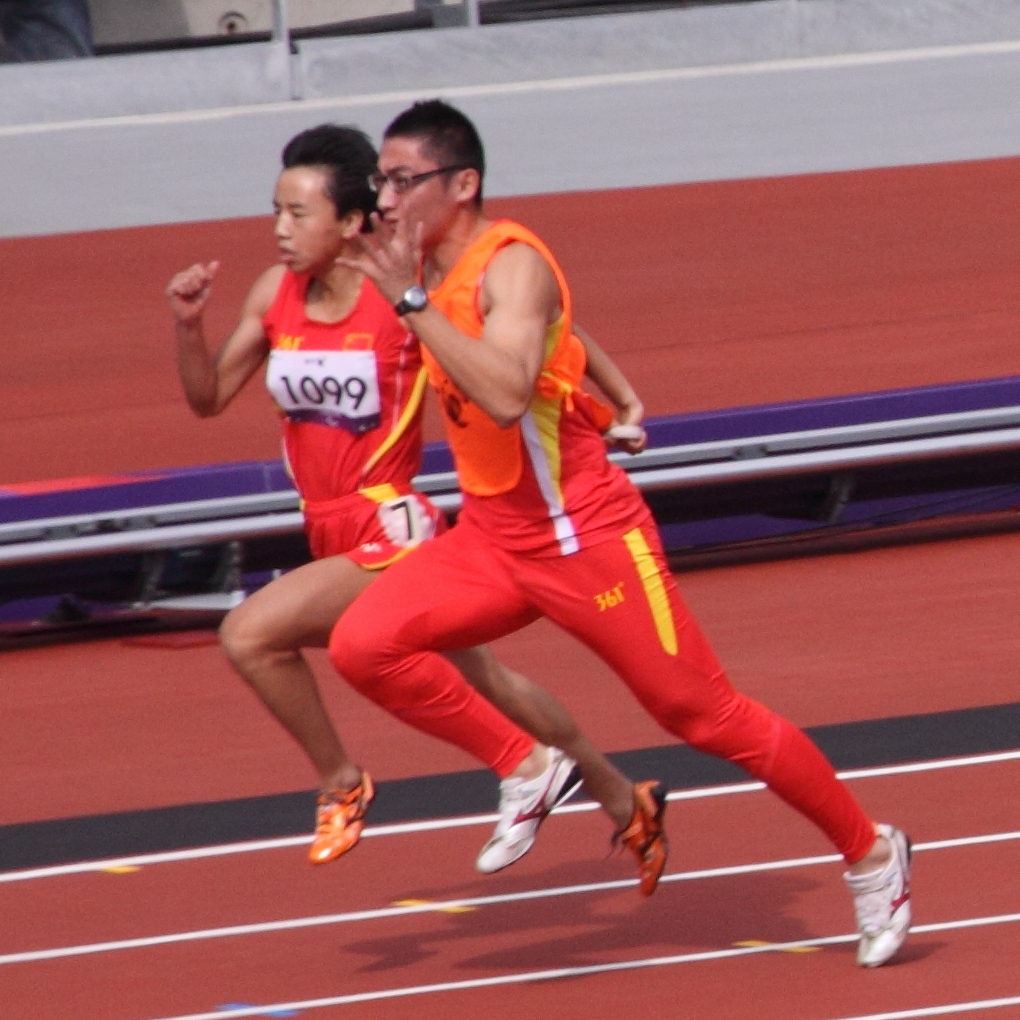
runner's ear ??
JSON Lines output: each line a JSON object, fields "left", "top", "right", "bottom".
{"left": 451, "top": 168, "right": 481, "bottom": 205}
{"left": 340, "top": 208, "right": 365, "bottom": 239}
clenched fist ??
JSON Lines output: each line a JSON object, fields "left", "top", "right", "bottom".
{"left": 166, "top": 261, "right": 221, "bottom": 324}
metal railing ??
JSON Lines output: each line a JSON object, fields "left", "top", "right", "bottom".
{"left": 3, "top": 404, "right": 1019, "bottom": 569}
{"left": 91, "top": 0, "right": 729, "bottom": 55}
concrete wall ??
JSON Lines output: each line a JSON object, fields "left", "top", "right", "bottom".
{"left": 6, "top": 0, "right": 1020, "bottom": 126}
{"left": 298, "top": 0, "right": 1020, "bottom": 99}
{"left": 1, "top": 0, "right": 1019, "bottom": 236}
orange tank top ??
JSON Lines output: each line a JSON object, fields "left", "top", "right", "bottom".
{"left": 425, "top": 220, "right": 645, "bottom": 557}
{"left": 426, "top": 220, "right": 610, "bottom": 496}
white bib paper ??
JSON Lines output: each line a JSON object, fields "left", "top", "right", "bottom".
{"left": 266, "top": 348, "right": 381, "bottom": 434}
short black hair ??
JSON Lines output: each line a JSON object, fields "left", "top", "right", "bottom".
{"left": 281, "top": 124, "right": 378, "bottom": 226}
{"left": 384, "top": 100, "right": 485, "bottom": 206}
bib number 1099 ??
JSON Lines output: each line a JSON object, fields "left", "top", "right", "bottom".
{"left": 277, "top": 373, "right": 368, "bottom": 410}
{"left": 267, "top": 349, "right": 382, "bottom": 433}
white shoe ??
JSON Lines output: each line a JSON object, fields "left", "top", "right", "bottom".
{"left": 476, "top": 748, "right": 582, "bottom": 874}
{"left": 844, "top": 823, "right": 913, "bottom": 967}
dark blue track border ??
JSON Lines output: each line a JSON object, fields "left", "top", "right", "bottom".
{"left": 3, "top": 701, "right": 1018, "bottom": 873}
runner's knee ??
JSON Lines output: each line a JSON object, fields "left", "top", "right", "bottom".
{"left": 219, "top": 604, "right": 258, "bottom": 665}
{"left": 672, "top": 693, "right": 779, "bottom": 773}
{"left": 219, "top": 601, "right": 284, "bottom": 670}
{"left": 328, "top": 619, "right": 386, "bottom": 695}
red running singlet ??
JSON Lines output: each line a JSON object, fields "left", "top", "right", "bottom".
{"left": 263, "top": 271, "right": 439, "bottom": 564}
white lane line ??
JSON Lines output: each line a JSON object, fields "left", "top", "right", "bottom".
{"left": 2, "top": 38, "right": 1019, "bottom": 139}
{"left": 0, "top": 815, "right": 499, "bottom": 885}
{"left": 124, "top": 915, "right": 1020, "bottom": 1020}
{"left": 3, "top": 829, "right": 1018, "bottom": 967}
{"left": 820, "top": 997, "right": 1020, "bottom": 1020}
{"left": 3, "top": 749, "right": 1018, "bottom": 885}
{"left": 827, "top": 749, "right": 1020, "bottom": 782}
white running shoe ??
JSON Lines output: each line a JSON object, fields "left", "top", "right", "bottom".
{"left": 844, "top": 823, "right": 913, "bottom": 967}
{"left": 476, "top": 748, "right": 582, "bottom": 874}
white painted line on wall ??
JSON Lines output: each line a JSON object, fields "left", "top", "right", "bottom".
{"left": 2, "top": 38, "right": 1019, "bottom": 140}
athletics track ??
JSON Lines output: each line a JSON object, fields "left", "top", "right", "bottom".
{"left": 1, "top": 158, "right": 1019, "bottom": 1019}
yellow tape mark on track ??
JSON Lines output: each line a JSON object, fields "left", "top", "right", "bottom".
{"left": 734, "top": 939, "right": 820, "bottom": 954}
{"left": 392, "top": 899, "right": 475, "bottom": 914}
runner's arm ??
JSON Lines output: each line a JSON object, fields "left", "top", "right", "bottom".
{"left": 338, "top": 217, "right": 555, "bottom": 427}
{"left": 575, "top": 323, "right": 645, "bottom": 427}
{"left": 405, "top": 243, "right": 556, "bottom": 426}
{"left": 575, "top": 323, "right": 647, "bottom": 454}
{"left": 168, "top": 263, "right": 280, "bottom": 417}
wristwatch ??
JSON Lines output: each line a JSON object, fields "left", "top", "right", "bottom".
{"left": 394, "top": 285, "right": 429, "bottom": 316}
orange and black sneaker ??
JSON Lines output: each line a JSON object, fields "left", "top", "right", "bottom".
{"left": 614, "top": 780, "right": 668, "bottom": 896}
{"left": 308, "top": 772, "right": 375, "bottom": 865}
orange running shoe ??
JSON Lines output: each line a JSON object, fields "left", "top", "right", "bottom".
{"left": 614, "top": 780, "right": 668, "bottom": 896}
{"left": 308, "top": 772, "right": 375, "bottom": 865}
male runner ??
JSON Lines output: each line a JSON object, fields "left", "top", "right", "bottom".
{"left": 167, "top": 124, "right": 664, "bottom": 883}
{"left": 329, "top": 101, "right": 913, "bottom": 962}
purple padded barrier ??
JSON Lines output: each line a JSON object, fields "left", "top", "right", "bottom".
{"left": 638, "top": 375, "right": 1020, "bottom": 449}
{"left": 2, "top": 376, "right": 1018, "bottom": 525}
{"left": 0, "top": 460, "right": 294, "bottom": 525}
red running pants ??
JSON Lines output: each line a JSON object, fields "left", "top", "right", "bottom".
{"left": 330, "top": 512, "right": 877, "bottom": 862}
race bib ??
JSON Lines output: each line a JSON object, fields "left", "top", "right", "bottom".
{"left": 266, "top": 349, "right": 381, "bottom": 433}
{"left": 376, "top": 493, "right": 440, "bottom": 548}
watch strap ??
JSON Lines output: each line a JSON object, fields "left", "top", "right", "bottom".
{"left": 394, "top": 286, "right": 428, "bottom": 316}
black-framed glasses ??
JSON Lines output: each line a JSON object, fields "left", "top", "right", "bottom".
{"left": 369, "top": 165, "right": 471, "bottom": 195}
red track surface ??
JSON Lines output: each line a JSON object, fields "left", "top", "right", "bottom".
{"left": 1, "top": 157, "right": 1018, "bottom": 484}
{"left": 2, "top": 159, "right": 1020, "bottom": 1019}
{"left": 4, "top": 530, "right": 1019, "bottom": 825}
{"left": 2, "top": 758, "right": 1019, "bottom": 1020}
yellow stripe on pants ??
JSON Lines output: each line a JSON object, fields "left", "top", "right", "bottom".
{"left": 622, "top": 527, "right": 678, "bottom": 657}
